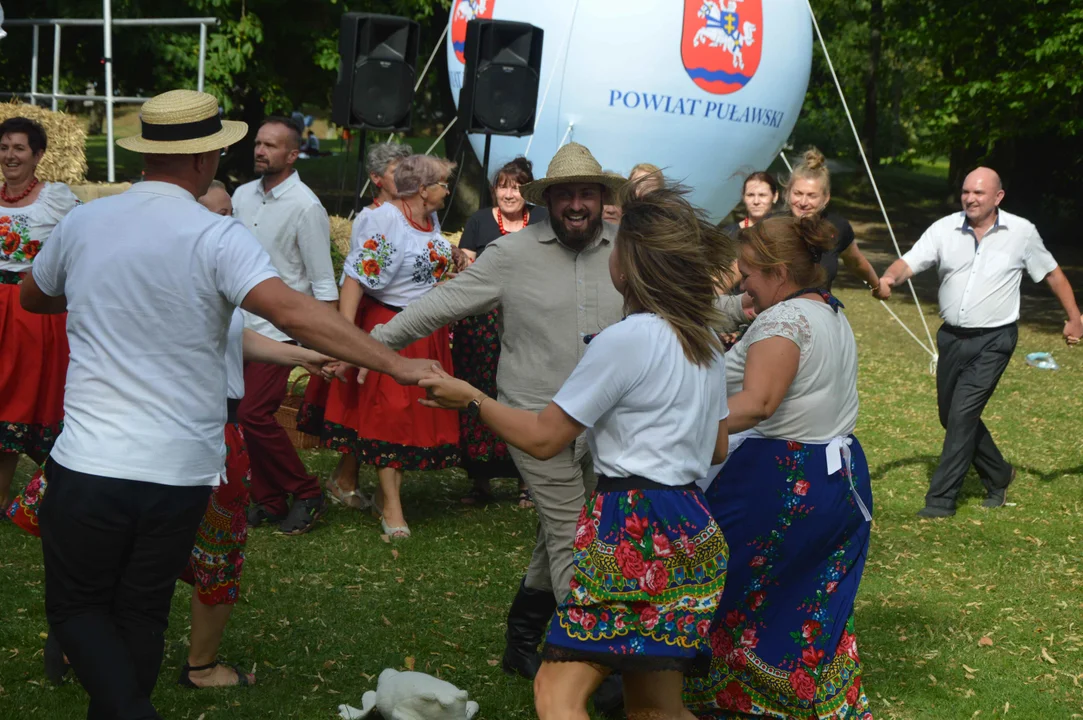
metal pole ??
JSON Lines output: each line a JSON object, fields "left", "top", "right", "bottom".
{"left": 481, "top": 134, "right": 493, "bottom": 207}
{"left": 197, "top": 23, "right": 207, "bottom": 92}
{"left": 52, "top": 26, "right": 62, "bottom": 112}
{"left": 30, "top": 26, "right": 40, "bottom": 106}
{"left": 104, "top": 0, "right": 115, "bottom": 183}
{"left": 353, "top": 132, "right": 368, "bottom": 216}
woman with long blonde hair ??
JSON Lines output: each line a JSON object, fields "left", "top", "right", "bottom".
{"left": 421, "top": 179, "right": 733, "bottom": 720}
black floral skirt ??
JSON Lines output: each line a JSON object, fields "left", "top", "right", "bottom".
{"left": 450, "top": 310, "right": 521, "bottom": 482}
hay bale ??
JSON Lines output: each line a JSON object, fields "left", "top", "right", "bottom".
{"left": 329, "top": 215, "right": 352, "bottom": 257}
{"left": 70, "top": 182, "right": 132, "bottom": 204}
{"left": 0, "top": 101, "right": 87, "bottom": 185}
{"left": 329, "top": 215, "right": 461, "bottom": 255}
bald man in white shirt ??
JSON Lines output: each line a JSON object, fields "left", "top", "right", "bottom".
{"left": 877, "top": 167, "right": 1082, "bottom": 518}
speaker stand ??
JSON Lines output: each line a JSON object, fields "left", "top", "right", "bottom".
{"left": 353, "top": 131, "right": 368, "bottom": 216}
{"left": 481, "top": 133, "right": 493, "bottom": 207}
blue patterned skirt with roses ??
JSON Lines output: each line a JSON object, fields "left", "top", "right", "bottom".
{"left": 684, "top": 437, "right": 873, "bottom": 719}
{"left": 542, "top": 479, "right": 729, "bottom": 674}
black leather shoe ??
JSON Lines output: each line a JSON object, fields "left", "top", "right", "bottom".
{"left": 983, "top": 466, "right": 1016, "bottom": 508}
{"left": 916, "top": 505, "right": 955, "bottom": 518}
{"left": 278, "top": 495, "right": 326, "bottom": 536}
{"left": 501, "top": 578, "right": 557, "bottom": 680}
{"left": 591, "top": 672, "right": 625, "bottom": 716}
{"left": 246, "top": 504, "right": 286, "bottom": 528}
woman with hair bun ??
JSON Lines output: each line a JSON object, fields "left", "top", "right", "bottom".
{"left": 454, "top": 156, "right": 548, "bottom": 507}
{"left": 684, "top": 215, "right": 874, "bottom": 719}
{"left": 786, "top": 147, "right": 879, "bottom": 292}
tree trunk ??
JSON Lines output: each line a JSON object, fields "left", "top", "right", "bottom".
{"left": 219, "top": 86, "right": 265, "bottom": 191}
{"left": 862, "top": 0, "right": 883, "bottom": 166}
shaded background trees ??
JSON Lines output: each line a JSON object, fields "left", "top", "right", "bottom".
{"left": 1, "top": 0, "right": 1080, "bottom": 233}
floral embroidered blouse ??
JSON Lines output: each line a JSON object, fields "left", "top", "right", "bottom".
{"left": 0, "top": 182, "right": 81, "bottom": 273}
{"left": 343, "top": 202, "right": 454, "bottom": 308}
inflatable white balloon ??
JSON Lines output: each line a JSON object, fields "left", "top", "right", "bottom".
{"left": 447, "top": 0, "right": 812, "bottom": 220}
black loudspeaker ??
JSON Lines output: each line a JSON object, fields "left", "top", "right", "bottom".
{"left": 332, "top": 13, "right": 420, "bottom": 131}
{"left": 459, "top": 20, "right": 544, "bottom": 136}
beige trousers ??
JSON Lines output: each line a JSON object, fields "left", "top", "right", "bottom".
{"left": 508, "top": 435, "right": 597, "bottom": 603}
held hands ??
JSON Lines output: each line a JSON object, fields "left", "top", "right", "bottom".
{"left": 450, "top": 246, "right": 471, "bottom": 273}
{"left": 872, "top": 276, "right": 894, "bottom": 301}
{"left": 417, "top": 366, "right": 479, "bottom": 410}
{"left": 1064, "top": 315, "right": 1083, "bottom": 347}
{"left": 303, "top": 355, "right": 340, "bottom": 381}
{"left": 390, "top": 357, "right": 444, "bottom": 386}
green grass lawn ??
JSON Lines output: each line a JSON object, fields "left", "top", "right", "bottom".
{"left": 2, "top": 166, "right": 1082, "bottom": 719}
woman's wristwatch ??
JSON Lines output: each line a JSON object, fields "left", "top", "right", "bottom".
{"left": 466, "top": 393, "right": 488, "bottom": 417}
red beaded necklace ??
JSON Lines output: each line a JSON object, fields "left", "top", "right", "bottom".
{"left": 1, "top": 177, "right": 39, "bottom": 204}
{"left": 497, "top": 208, "right": 529, "bottom": 235}
{"left": 401, "top": 201, "right": 433, "bottom": 232}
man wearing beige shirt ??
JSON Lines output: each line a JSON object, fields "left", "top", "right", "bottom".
{"left": 372, "top": 143, "right": 743, "bottom": 711}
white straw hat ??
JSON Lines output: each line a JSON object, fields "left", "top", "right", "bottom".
{"left": 519, "top": 143, "right": 626, "bottom": 205}
{"left": 117, "top": 90, "right": 248, "bottom": 155}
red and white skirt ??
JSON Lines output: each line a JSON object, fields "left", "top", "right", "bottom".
{"left": 0, "top": 273, "right": 68, "bottom": 457}
{"left": 320, "top": 295, "right": 459, "bottom": 471}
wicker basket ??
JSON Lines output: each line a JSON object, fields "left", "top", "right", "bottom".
{"left": 275, "top": 374, "right": 320, "bottom": 451}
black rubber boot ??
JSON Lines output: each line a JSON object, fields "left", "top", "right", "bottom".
{"left": 592, "top": 672, "right": 625, "bottom": 716}
{"left": 501, "top": 578, "right": 558, "bottom": 680}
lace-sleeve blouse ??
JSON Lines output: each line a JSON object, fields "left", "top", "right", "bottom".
{"left": 724, "top": 298, "right": 859, "bottom": 442}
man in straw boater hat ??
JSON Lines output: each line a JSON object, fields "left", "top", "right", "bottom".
{"left": 20, "top": 89, "right": 437, "bottom": 720}
{"left": 370, "top": 142, "right": 744, "bottom": 712}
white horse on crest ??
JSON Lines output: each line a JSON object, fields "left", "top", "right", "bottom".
{"left": 693, "top": 0, "right": 757, "bottom": 70}
{"left": 456, "top": 0, "right": 488, "bottom": 22}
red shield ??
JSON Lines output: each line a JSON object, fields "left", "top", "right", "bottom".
{"left": 451, "top": 0, "right": 497, "bottom": 64}
{"left": 681, "top": 0, "right": 763, "bottom": 94}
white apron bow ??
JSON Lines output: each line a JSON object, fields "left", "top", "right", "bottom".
{"left": 827, "top": 436, "right": 871, "bottom": 522}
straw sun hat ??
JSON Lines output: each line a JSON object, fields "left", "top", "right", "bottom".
{"left": 116, "top": 90, "right": 248, "bottom": 154}
{"left": 519, "top": 142, "right": 626, "bottom": 205}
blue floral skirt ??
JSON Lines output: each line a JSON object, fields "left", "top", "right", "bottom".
{"left": 542, "top": 477, "right": 729, "bottom": 674}
{"left": 684, "top": 437, "right": 873, "bottom": 719}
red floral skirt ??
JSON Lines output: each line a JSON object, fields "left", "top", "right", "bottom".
{"left": 0, "top": 275, "right": 68, "bottom": 456}
{"left": 7, "top": 461, "right": 47, "bottom": 536}
{"left": 178, "top": 423, "right": 251, "bottom": 606}
{"left": 542, "top": 477, "right": 729, "bottom": 674}
{"left": 321, "top": 296, "right": 459, "bottom": 470}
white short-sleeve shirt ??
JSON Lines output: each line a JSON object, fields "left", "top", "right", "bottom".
{"left": 226, "top": 309, "right": 245, "bottom": 401}
{"left": 726, "top": 299, "right": 859, "bottom": 443}
{"left": 902, "top": 209, "right": 1058, "bottom": 328}
{"left": 553, "top": 313, "right": 728, "bottom": 487}
{"left": 343, "top": 202, "right": 455, "bottom": 308}
{"left": 32, "top": 181, "right": 279, "bottom": 487}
